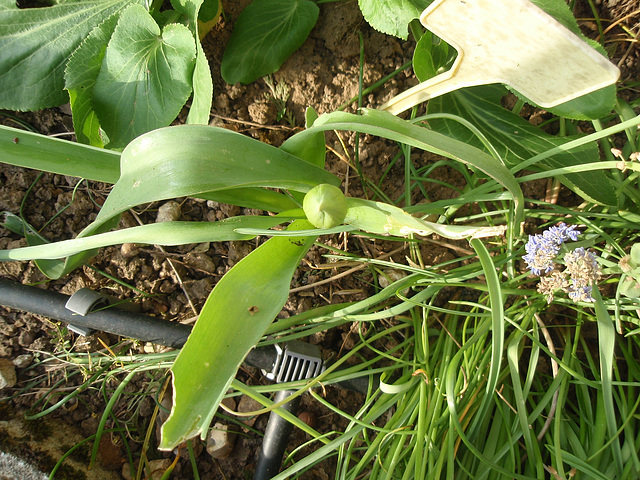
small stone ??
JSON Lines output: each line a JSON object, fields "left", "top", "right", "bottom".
{"left": 186, "top": 278, "right": 214, "bottom": 300}
{"left": 206, "top": 422, "right": 235, "bottom": 459}
{"left": 143, "top": 342, "right": 160, "bottom": 354}
{"left": 297, "top": 411, "right": 317, "bottom": 428}
{"left": 156, "top": 201, "right": 181, "bottom": 223}
{"left": 247, "top": 102, "right": 276, "bottom": 125}
{"left": 147, "top": 458, "right": 173, "bottom": 480}
{"left": 0, "top": 358, "right": 17, "bottom": 389}
{"left": 122, "top": 463, "right": 133, "bottom": 480}
{"left": 121, "top": 243, "right": 141, "bottom": 258}
{"left": 184, "top": 251, "right": 217, "bottom": 273}
{"left": 12, "top": 354, "right": 33, "bottom": 369}
{"left": 236, "top": 395, "right": 263, "bottom": 427}
{"left": 378, "top": 269, "right": 409, "bottom": 296}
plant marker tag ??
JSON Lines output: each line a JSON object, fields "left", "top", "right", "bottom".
{"left": 381, "top": 0, "right": 620, "bottom": 115}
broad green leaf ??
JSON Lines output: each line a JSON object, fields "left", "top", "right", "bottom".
{"left": 221, "top": 0, "right": 319, "bottom": 84}
{"left": 93, "top": 4, "right": 196, "bottom": 148}
{"left": 412, "top": 30, "right": 455, "bottom": 82}
{"left": 170, "top": 0, "right": 214, "bottom": 124}
{"left": 280, "top": 107, "right": 325, "bottom": 170}
{"left": 0, "top": 124, "right": 121, "bottom": 183}
{"left": 186, "top": 40, "right": 214, "bottom": 125}
{"left": 0, "top": 0, "right": 138, "bottom": 110}
{"left": 0, "top": 124, "right": 297, "bottom": 215}
{"left": 65, "top": 14, "right": 120, "bottom": 146}
{"left": 358, "top": 0, "right": 429, "bottom": 40}
{"left": 198, "top": 0, "right": 220, "bottom": 22}
{"left": 0, "top": 216, "right": 290, "bottom": 261}
{"left": 281, "top": 107, "right": 326, "bottom": 205}
{"left": 0, "top": 0, "right": 16, "bottom": 10}
{"left": 19, "top": 124, "right": 337, "bottom": 278}
{"left": 540, "top": 84, "right": 616, "bottom": 121}
{"left": 293, "top": 108, "right": 524, "bottom": 228}
{"left": 425, "top": 85, "right": 617, "bottom": 206}
{"left": 94, "top": 124, "right": 339, "bottom": 228}
{"left": 160, "top": 219, "right": 316, "bottom": 450}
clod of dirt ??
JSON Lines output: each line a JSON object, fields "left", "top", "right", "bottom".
{"left": 0, "top": 358, "right": 16, "bottom": 389}
{"left": 236, "top": 394, "right": 263, "bottom": 428}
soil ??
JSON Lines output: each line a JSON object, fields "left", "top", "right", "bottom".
{"left": 0, "top": 1, "right": 638, "bottom": 479}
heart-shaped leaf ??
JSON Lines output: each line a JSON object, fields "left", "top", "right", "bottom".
{"left": 221, "top": 0, "right": 318, "bottom": 85}
{"left": 358, "top": 0, "right": 429, "bottom": 39}
{"left": 93, "top": 4, "right": 196, "bottom": 148}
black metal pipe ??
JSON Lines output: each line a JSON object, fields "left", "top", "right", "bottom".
{"left": 0, "top": 277, "right": 376, "bottom": 393}
{"left": 0, "top": 277, "right": 278, "bottom": 370}
{"left": 252, "top": 389, "right": 301, "bottom": 480}
{"left": 0, "top": 277, "right": 191, "bottom": 348}
{"left": 0, "top": 277, "right": 379, "bottom": 477}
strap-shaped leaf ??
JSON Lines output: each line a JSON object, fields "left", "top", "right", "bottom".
{"left": 0, "top": 216, "right": 291, "bottom": 261}
{"left": 0, "top": 0, "right": 138, "bottom": 110}
{"left": 92, "top": 124, "right": 339, "bottom": 229}
{"left": 292, "top": 108, "right": 524, "bottom": 228}
{"left": 5, "top": 124, "right": 337, "bottom": 278}
{"left": 221, "top": 0, "right": 319, "bottom": 84}
{"left": 426, "top": 86, "right": 617, "bottom": 206}
{"left": 0, "top": 124, "right": 121, "bottom": 183}
{"left": 160, "top": 219, "right": 316, "bottom": 450}
{"left": 93, "top": 4, "right": 196, "bottom": 148}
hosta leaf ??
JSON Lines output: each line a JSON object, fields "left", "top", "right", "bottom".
{"left": 412, "top": 30, "right": 455, "bottom": 82}
{"left": 93, "top": 4, "right": 196, "bottom": 148}
{"left": 426, "top": 86, "right": 617, "bottom": 206}
{"left": 170, "top": 0, "right": 214, "bottom": 124}
{"left": 358, "top": 0, "right": 429, "bottom": 40}
{"left": 221, "top": 0, "right": 318, "bottom": 84}
{"left": 160, "top": 219, "right": 316, "bottom": 450}
{"left": 65, "top": 14, "right": 120, "bottom": 147}
{"left": 0, "top": 0, "right": 138, "bottom": 110}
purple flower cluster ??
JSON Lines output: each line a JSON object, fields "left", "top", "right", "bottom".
{"left": 523, "top": 223, "right": 601, "bottom": 304}
{"left": 523, "top": 223, "right": 580, "bottom": 275}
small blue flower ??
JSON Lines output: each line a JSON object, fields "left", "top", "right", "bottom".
{"left": 523, "top": 237, "right": 558, "bottom": 275}
{"left": 523, "top": 223, "right": 581, "bottom": 276}
{"left": 567, "top": 284, "right": 595, "bottom": 303}
{"left": 543, "top": 223, "right": 580, "bottom": 244}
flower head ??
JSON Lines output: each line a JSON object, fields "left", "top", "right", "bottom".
{"left": 543, "top": 223, "right": 580, "bottom": 244}
{"left": 567, "top": 284, "right": 596, "bottom": 303}
{"left": 564, "top": 247, "right": 602, "bottom": 288}
{"left": 523, "top": 235, "right": 559, "bottom": 275}
{"left": 537, "top": 271, "right": 570, "bottom": 304}
{"left": 522, "top": 223, "right": 601, "bottom": 304}
{"left": 523, "top": 223, "right": 580, "bottom": 276}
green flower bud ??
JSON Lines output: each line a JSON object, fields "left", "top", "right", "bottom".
{"left": 303, "top": 184, "right": 347, "bottom": 229}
